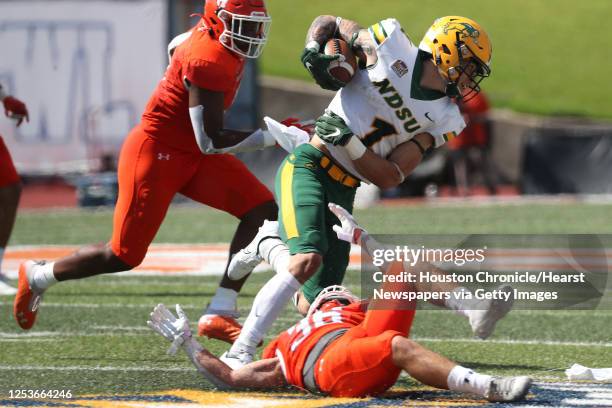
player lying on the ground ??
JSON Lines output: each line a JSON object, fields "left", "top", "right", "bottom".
{"left": 0, "top": 82, "right": 28, "bottom": 296}
{"left": 148, "top": 288, "right": 530, "bottom": 402}
{"left": 209, "top": 13, "right": 494, "bottom": 367}
{"left": 149, "top": 204, "right": 529, "bottom": 402}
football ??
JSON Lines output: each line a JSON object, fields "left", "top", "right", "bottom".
{"left": 324, "top": 38, "right": 357, "bottom": 85}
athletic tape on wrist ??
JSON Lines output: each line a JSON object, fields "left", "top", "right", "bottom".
{"left": 345, "top": 136, "right": 367, "bottom": 160}
{"left": 306, "top": 40, "right": 320, "bottom": 52}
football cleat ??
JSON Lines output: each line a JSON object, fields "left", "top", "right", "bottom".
{"left": 469, "top": 285, "right": 514, "bottom": 339}
{"left": 13, "top": 260, "right": 45, "bottom": 330}
{"left": 485, "top": 376, "right": 532, "bottom": 402}
{"left": 227, "top": 219, "right": 280, "bottom": 281}
{"left": 220, "top": 344, "right": 255, "bottom": 370}
{"left": 0, "top": 274, "right": 17, "bottom": 296}
{"left": 198, "top": 314, "right": 243, "bottom": 344}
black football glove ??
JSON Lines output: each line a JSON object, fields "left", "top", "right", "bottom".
{"left": 301, "top": 47, "right": 346, "bottom": 91}
{"left": 315, "top": 110, "right": 354, "bottom": 146}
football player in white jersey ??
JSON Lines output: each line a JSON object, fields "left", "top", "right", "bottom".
{"left": 219, "top": 14, "right": 493, "bottom": 367}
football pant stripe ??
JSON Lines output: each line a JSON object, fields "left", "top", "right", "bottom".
{"left": 280, "top": 161, "right": 299, "bottom": 239}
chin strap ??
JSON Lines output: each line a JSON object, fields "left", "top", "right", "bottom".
{"left": 445, "top": 82, "right": 461, "bottom": 99}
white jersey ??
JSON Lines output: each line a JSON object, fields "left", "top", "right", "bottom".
{"left": 324, "top": 18, "right": 466, "bottom": 183}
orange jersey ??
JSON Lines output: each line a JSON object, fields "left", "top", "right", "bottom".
{"left": 262, "top": 302, "right": 366, "bottom": 389}
{"left": 141, "top": 20, "right": 245, "bottom": 153}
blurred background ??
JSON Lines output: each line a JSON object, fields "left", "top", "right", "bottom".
{"left": 2, "top": 0, "right": 612, "bottom": 210}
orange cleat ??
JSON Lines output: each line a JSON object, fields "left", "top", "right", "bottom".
{"left": 13, "top": 260, "right": 44, "bottom": 330}
{"left": 198, "top": 314, "right": 243, "bottom": 344}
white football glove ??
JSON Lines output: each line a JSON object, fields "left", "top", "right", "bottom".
{"left": 147, "top": 304, "right": 193, "bottom": 356}
{"left": 328, "top": 202, "right": 366, "bottom": 245}
{"left": 263, "top": 116, "right": 310, "bottom": 153}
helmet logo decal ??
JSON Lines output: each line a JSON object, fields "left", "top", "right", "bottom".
{"left": 217, "top": 0, "right": 229, "bottom": 7}
{"left": 442, "top": 22, "right": 481, "bottom": 45}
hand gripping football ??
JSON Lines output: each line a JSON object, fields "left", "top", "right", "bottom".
{"left": 324, "top": 38, "right": 357, "bottom": 85}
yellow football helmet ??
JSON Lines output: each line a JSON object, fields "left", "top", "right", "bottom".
{"left": 419, "top": 16, "right": 492, "bottom": 99}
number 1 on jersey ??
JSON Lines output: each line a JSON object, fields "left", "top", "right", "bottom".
{"left": 361, "top": 118, "right": 397, "bottom": 147}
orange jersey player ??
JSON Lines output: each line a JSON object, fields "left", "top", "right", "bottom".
{"left": 14, "top": 0, "right": 280, "bottom": 333}
{"left": 148, "top": 205, "right": 532, "bottom": 403}
{"left": 148, "top": 283, "right": 532, "bottom": 402}
{"left": 261, "top": 289, "right": 409, "bottom": 397}
{"left": 0, "top": 83, "right": 29, "bottom": 296}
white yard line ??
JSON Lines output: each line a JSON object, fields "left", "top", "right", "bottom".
{"left": 91, "top": 325, "right": 150, "bottom": 331}
{"left": 0, "top": 331, "right": 145, "bottom": 338}
{"left": 414, "top": 337, "right": 612, "bottom": 348}
{"left": 13, "top": 302, "right": 612, "bottom": 318}
{"left": 0, "top": 301, "right": 203, "bottom": 309}
{"left": 537, "top": 384, "right": 612, "bottom": 393}
{"left": 2, "top": 328, "right": 610, "bottom": 348}
{"left": 3, "top": 301, "right": 609, "bottom": 317}
{"left": 562, "top": 399, "right": 612, "bottom": 406}
{"left": 0, "top": 364, "right": 193, "bottom": 372}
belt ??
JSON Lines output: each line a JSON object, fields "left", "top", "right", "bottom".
{"left": 319, "top": 156, "right": 360, "bottom": 188}
{"left": 301, "top": 328, "right": 348, "bottom": 394}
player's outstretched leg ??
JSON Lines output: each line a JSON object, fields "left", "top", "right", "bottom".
{"left": 227, "top": 219, "right": 282, "bottom": 282}
{"left": 391, "top": 336, "right": 531, "bottom": 402}
{"left": 198, "top": 220, "right": 285, "bottom": 344}
{"left": 14, "top": 244, "right": 132, "bottom": 329}
{"left": 445, "top": 284, "right": 514, "bottom": 339}
{"left": 221, "top": 252, "right": 315, "bottom": 369}
{"left": 203, "top": 229, "right": 290, "bottom": 348}
{"left": 467, "top": 284, "right": 514, "bottom": 339}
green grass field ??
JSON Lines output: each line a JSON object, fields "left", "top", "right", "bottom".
{"left": 261, "top": 0, "right": 612, "bottom": 120}
{"left": 1, "top": 203, "right": 611, "bottom": 406}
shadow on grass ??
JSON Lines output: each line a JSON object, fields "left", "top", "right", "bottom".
{"left": 457, "top": 360, "right": 548, "bottom": 372}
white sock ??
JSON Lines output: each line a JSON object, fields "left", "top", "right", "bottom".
{"left": 31, "top": 261, "right": 58, "bottom": 290}
{"left": 207, "top": 287, "right": 238, "bottom": 313}
{"left": 445, "top": 287, "right": 481, "bottom": 318}
{"left": 262, "top": 241, "right": 290, "bottom": 273}
{"left": 447, "top": 365, "right": 492, "bottom": 396}
{"left": 232, "top": 271, "right": 301, "bottom": 350}
{"left": 259, "top": 235, "right": 284, "bottom": 258}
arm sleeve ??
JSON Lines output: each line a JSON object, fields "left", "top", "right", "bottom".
{"left": 368, "top": 18, "right": 402, "bottom": 47}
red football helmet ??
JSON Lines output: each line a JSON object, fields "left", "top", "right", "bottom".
{"left": 203, "top": 0, "right": 271, "bottom": 58}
